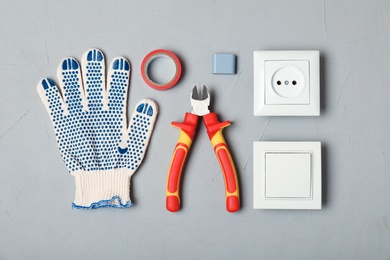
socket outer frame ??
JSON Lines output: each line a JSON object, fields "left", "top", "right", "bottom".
{"left": 254, "top": 50, "right": 320, "bottom": 116}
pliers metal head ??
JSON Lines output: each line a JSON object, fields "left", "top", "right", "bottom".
{"left": 191, "top": 85, "right": 210, "bottom": 116}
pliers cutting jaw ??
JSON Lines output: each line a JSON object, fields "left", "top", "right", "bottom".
{"left": 191, "top": 85, "right": 210, "bottom": 116}
{"left": 166, "top": 85, "right": 240, "bottom": 213}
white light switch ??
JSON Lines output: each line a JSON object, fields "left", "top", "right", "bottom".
{"left": 265, "top": 153, "right": 311, "bottom": 198}
{"left": 254, "top": 142, "right": 322, "bottom": 210}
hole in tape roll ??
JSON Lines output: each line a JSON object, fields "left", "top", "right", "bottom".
{"left": 146, "top": 54, "right": 177, "bottom": 85}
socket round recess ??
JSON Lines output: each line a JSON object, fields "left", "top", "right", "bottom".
{"left": 271, "top": 65, "right": 305, "bottom": 99}
{"left": 264, "top": 59, "right": 310, "bottom": 105}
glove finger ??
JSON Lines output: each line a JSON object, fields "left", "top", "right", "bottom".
{"left": 57, "top": 57, "right": 86, "bottom": 114}
{"left": 125, "top": 99, "right": 158, "bottom": 174}
{"left": 37, "top": 78, "right": 66, "bottom": 118}
{"left": 107, "top": 57, "right": 130, "bottom": 112}
{"left": 81, "top": 49, "right": 106, "bottom": 111}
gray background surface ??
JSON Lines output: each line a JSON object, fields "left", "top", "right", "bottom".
{"left": 1, "top": 0, "right": 389, "bottom": 259}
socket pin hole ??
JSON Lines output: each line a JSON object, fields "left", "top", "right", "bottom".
{"left": 277, "top": 81, "right": 281, "bottom": 85}
{"left": 292, "top": 80, "right": 297, "bottom": 85}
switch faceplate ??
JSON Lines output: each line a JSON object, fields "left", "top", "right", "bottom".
{"left": 254, "top": 50, "right": 320, "bottom": 116}
{"left": 253, "top": 142, "right": 322, "bottom": 210}
{"left": 265, "top": 153, "right": 311, "bottom": 198}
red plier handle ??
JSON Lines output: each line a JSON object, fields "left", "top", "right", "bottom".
{"left": 204, "top": 112, "right": 240, "bottom": 213}
{"left": 165, "top": 112, "right": 240, "bottom": 213}
{"left": 166, "top": 113, "right": 198, "bottom": 212}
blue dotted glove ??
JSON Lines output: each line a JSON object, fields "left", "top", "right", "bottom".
{"left": 37, "top": 49, "right": 158, "bottom": 209}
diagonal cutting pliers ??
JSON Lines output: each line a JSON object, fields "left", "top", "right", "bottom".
{"left": 166, "top": 85, "right": 240, "bottom": 213}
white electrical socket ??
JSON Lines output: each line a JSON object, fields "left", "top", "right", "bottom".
{"left": 254, "top": 51, "right": 320, "bottom": 116}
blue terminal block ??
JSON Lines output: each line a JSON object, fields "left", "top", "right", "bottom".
{"left": 212, "top": 53, "right": 236, "bottom": 74}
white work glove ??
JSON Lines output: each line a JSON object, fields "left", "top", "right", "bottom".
{"left": 37, "top": 49, "right": 158, "bottom": 209}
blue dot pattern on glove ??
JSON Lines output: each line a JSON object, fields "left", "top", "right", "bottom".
{"left": 37, "top": 49, "right": 158, "bottom": 209}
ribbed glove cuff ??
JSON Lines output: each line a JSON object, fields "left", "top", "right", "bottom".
{"left": 71, "top": 169, "right": 132, "bottom": 209}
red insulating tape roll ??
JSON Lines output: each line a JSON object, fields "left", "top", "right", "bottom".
{"left": 141, "top": 49, "right": 182, "bottom": 91}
